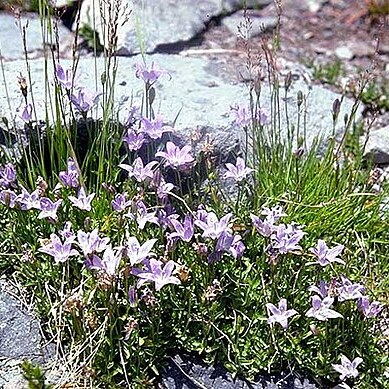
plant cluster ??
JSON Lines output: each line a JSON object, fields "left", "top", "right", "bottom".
{"left": 0, "top": 2, "right": 388, "bottom": 388}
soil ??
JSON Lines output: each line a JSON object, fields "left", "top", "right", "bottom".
{"left": 190, "top": 0, "right": 389, "bottom": 127}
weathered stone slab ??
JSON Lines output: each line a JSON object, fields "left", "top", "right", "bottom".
{"left": 0, "top": 11, "right": 74, "bottom": 61}
{"left": 0, "top": 54, "right": 362, "bottom": 159}
{"left": 77, "top": 0, "right": 273, "bottom": 55}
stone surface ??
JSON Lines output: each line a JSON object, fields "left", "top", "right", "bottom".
{"left": 334, "top": 46, "right": 354, "bottom": 60}
{"left": 77, "top": 0, "right": 272, "bottom": 55}
{"left": 0, "top": 11, "right": 74, "bottom": 61}
{"left": 161, "top": 355, "right": 320, "bottom": 389}
{"left": 222, "top": 10, "right": 277, "bottom": 38}
{"left": 0, "top": 55, "right": 363, "bottom": 159}
{"left": 0, "top": 281, "right": 53, "bottom": 388}
{"left": 363, "top": 125, "right": 389, "bottom": 165}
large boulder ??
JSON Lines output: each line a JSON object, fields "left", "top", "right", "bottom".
{"left": 0, "top": 54, "right": 362, "bottom": 161}
{"left": 0, "top": 12, "right": 74, "bottom": 61}
{"left": 77, "top": 0, "right": 273, "bottom": 55}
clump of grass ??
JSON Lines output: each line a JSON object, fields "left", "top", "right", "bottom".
{"left": 0, "top": 1, "right": 388, "bottom": 388}
{"left": 368, "top": 0, "right": 389, "bottom": 15}
{"left": 306, "top": 58, "right": 345, "bottom": 86}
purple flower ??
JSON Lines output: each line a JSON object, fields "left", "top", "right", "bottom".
{"left": 230, "top": 104, "right": 270, "bottom": 126}
{"left": 308, "top": 280, "right": 329, "bottom": 299}
{"left": 357, "top": 296, "right": 383, "bottom": 318}
{"left": 0, "top": 163, "right": 17, "bottom": 188}
{"left": 55, "top": 63, "right": 74, "bottom": 90}
{"left": 169, "top": 214, "right": 194, "bottom": 242}
{"left": 112, "top": 193, "right": 131, "bottom": 213}
{"left": 133, "top": 258, "right": 181, "bottom": 291}
{"left": 0, "top": 189, "right": 17, "bottom": 208}
{"left": 77, "top": 228, "right": 110, "bottom": 257}
{"left": 305, "top": 295, "right": 343, "bottom": 321}
{"left": 309, "top": 239, "right": 345, "bottom": 266}
{"left": 195, "top": 212, "right": 232, "bottom": 240}
{"left": 20, "top": 104, "right": 33, "bottom": 123}
{"left": 59, "top": 157, "right": 79, "bottom": 188}
{"left": 155, "top": 141, "right": 195, "bottom": 171}
{"left": 70, "top": 88, "right": 99, "bottom": 114}
{"left": 16, "top": 187, "right": 41, "bottom": 210}
{"left": 122, "top": 129, "right": 146, "bottom": 151}
{"left": 266, "top": 298, "right": 298, "bottom": 329}
{"left": 332, "top": 355, "right": 363, "bottom": 381}
{"left": 38, "top": 197, "right": 62, "bottom": 221}
{"left": 230, "top": 104, "right": 251, "bottom": 126}
{"left": 251, "top": 213, "right": 276, "bottom": 237}
{"left": 337, "top": 276, "right": 365, "bottom": 302}
{"left": 271, "top": 223, "right": 305, "bottom": 255}
{"left": 215, "top": 231, "right": 245, "bottom": 259}
{"left": 126, "top": 236, "right": 157, "bottom": 266}
{"left": 224, "top": 157, "right": 254, "bottom": 182}
{"left": 85, "top": 245, "right": 122, "bottom": 276}
{"left": 125, "top": 105, "right": 141, "bottom": 127}
{"left": 59, "top": 221, "right": 75, "bottom": 241}
{"left": 135, "top": 62, "right": 166, "bottom": 83}
{"left": 69, "top": 187, "right": 95, "bottom": 211}
{"left": 140, "top": 114, "right": 173, "bottom": 140}
{"left": 126, "top": 201, "right": 159, "bottom": 230}
{"left": 119, "top": 157, "right": 158, "bottom": 183}
{"left": 38, "top": 233, "right": 79, "bottom": 263}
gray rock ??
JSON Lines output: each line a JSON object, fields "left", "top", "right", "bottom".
{"left": 363, "top": 126, "right": 389, "bottom": 164}
{"left": 77, "top": 0, "right": 271, "bottom": 55}
{"left": 222, "top": 10, "right": 277, "bottom": 37}
{"left": 0, "top": 282, "right": 54, "bottom": 388}
{"left": 0, "top": 12, "right": 74, "bottom": 61}
{"left": 161, "top": 355, "right": 320, "bottom": 389}
{"left": 334, "top": 46, "right": 354, "bottom": 61}
{"left": 0, "top": 55, "right": 362, "bottom": 159}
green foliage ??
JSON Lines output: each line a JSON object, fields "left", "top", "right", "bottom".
{"left": 359, "top": 79, "right": 389, "bottom": 112}
{"left": 79, "top": 24, "right": 104, "bottom": 53}
{"left": 307, "top": 59, "right": 345, "bottom": 86}
{"left": 21, "top": 360, "right": 53, "bottom": 389}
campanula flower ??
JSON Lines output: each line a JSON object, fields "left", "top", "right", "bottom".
{"left": 309, "top": 239, "right": 345, "bottom": 266}
{"left": 70, "top": 88, "right": 99, "bottom": 114}
{"left": 271, "top": 223, "right": 305, "bottom": 255}
{"left": 135, "top": 61, "right": 166, "bottom": 83}
{"left": 122, "top": 129, "right": 146, "bottom": 151}
{"left": 0, "top": 163, "right": 17, "bottom": 188}
{"left": 266, "top": 298, "right": 298, "bottom": 329}
{"left": 133, "top": 258, "right": 181, "bottom": 291}
{"left": 59, "top": 157, "right": 79, "bottom": 188}
{"left": 332, "top": 355, "right": 363, "bottom": 381}
{"left": 337, "top": 276, "right": 365, "bottom": 302}
{"left": 69, "top": 187, "right": 95, "bottom": 211}
{"left": 77, "top": 228, "right": 110, "bottom": 257}
{"left": 16, "top": 187, "right": 41, "bottom": 210}
{"left": 224, "top": 157, "right": 254, "bottom": 182}
{"left": 20, "top": 104, "right": 33, "bottom": 123}
{"left": 111, "top": 193, "right": 132, "bottom": 213}
{"left": 0, "top": 189, "right": 17, "bottom": 208}
{"left": 119, "top": 157, "right": 158, "bottom": 183}
{"left": 140, "top": 114, "right": 173, "bottom": 140}
{"left": 85, "top": 245, "right": 122, "bottom": 276}
{"left": 305, "top": 295, "right": 343, "bottom": 321}
{"left": 195, "top": 212, "right": 232, "bottom": 240}
{"left": 38, "top": 197, "right": 62, "bottom": 221}
{"left": 125, "top": 236, "right": 157, "bottom": 266}
{"left": 169, "top": 214, "right": 194, "bottom": 242}
{"left": 357, "top": 296, "right": 383, "bottom": 318}
{"left": 55, "top": 63, "right": 74, "bottom": 90}
{"left": 38, "top": 233, "right": 79, "bottom": 263}
{"left": 156, "top": 141, "right": 195, "bottom": 171}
